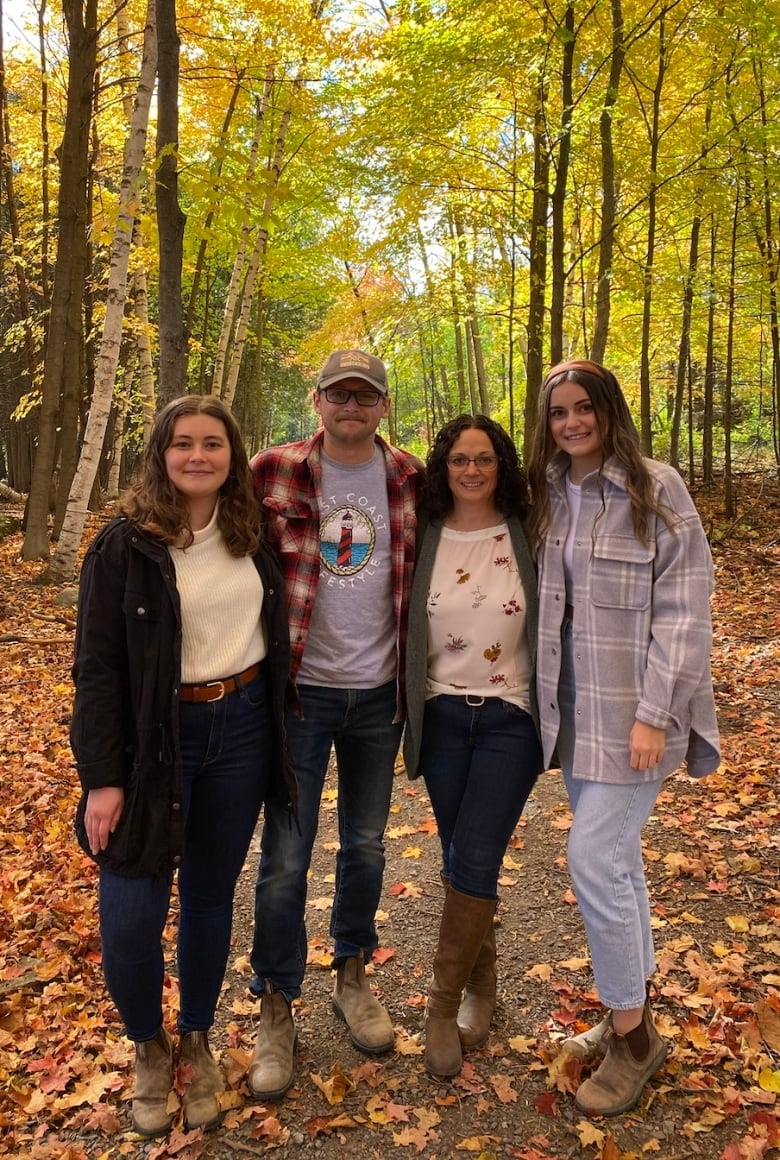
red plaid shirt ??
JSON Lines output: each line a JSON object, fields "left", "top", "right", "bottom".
{"left": 250, "top": 430, "right": 424, "bottom": 719}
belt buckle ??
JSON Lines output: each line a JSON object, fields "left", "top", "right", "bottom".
{"left": 203, "top": 680, "right": 226, "bottom": 702}
{"left": 465, "top": 694, "right": 485, "bottom": 707}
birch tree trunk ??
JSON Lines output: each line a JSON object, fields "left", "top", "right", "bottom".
{"left": 48, "top": 2, "right": 157, "bottom": 582}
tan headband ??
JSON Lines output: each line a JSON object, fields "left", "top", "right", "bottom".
{"left": 543, "top": 359, "right": 608, "bottom": 389}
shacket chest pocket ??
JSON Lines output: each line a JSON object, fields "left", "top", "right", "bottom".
{"left": 262, "top": 498, "right": 311, "bottom": 556}
{"left": 590, "top": 534, "right": 655, "bottom": 610}
{"left": 122, "top": 587, "right": 161, "bottom": 624}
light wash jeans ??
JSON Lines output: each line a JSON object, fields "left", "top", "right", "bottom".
{"left": 250, "top": 680, "right": 402, "bottom": 1001}
{"left": 557, "top": 620, "right": 663, "bottom": 1011}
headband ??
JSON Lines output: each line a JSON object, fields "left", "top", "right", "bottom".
{"left": 542, "top": 359, "right": 608, "bottom": 389}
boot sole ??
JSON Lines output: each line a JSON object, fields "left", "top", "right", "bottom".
{"left": 574, "top": 1041, "right": 669, "bottom": 1118}
{"left": 131, "top": 1116, "right": 174, "bottom": 1139}
{"left": 331, "top": 1000, "right": 395, "bottom": 1055}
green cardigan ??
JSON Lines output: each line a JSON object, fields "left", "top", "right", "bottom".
{"left": 402, "top": 514, "right": 541, "bottom": 780}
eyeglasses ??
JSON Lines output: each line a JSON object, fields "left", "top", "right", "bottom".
{"left": 447, "top": 454, "right": 498, "bottom": 470}
{"left": 318, "top": 386, "right": 384, "bottom": 406}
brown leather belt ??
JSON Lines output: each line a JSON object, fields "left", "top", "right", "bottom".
{"left": 178, "top": 662, "right": 261, "bottom": 703}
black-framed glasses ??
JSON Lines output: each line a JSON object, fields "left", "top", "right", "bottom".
{"left": 318, "top": 386, "right": 384, "bottom": 406}
{"left": 447, "top": 454, "right": 498, "bottom": 470}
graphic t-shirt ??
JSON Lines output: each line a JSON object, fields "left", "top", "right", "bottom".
{"left": 297, "top": 447, "right": 395, "bottom": 688}
{"left": 426, "top": 523, "right": 532, "bottom": 711}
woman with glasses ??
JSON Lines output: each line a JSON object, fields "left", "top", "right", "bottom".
{"left": 404, "top": 414, "right": 542, "bottom": 1078}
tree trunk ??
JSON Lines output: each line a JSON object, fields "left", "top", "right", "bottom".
{"left": 155, "top": 0, "right": 186, "bottom": 406}
{"left": 48, "top": 0, "right": 157, "bottom": 582}
{"left": 549, "top": 1, "right": 574, "bottom": 367}
{"left": 723, "top": 181, "right": 739, "bottom": 518}
{"left": 184, "top": 69, "right": 245, "bottom": 354}
{"left": 21, "top": 0, "right": 98, "bottom": 561}
{"left": 702, "top": 223, "right": 717, "bottom": 486}
{"left": 638, "top": 15, "right": 666, "bottom": 456}
{"left": 591, "top": 0, "right": 625, "bottom": 363}
{"left": 524, "top": 69, "right": 550, "bottom": 462}
{"left": 211, "top": 84, "right": 270, "bottom": 398}
{"left": 131, "top": 259, "right": 156, "bottom": 449}
{"left": 221, "top": 78, "right": 301, "bottom": 409}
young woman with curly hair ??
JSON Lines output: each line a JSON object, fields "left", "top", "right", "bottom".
{"left": 404, "top": 414, "right": 542, "bottom": 1077}
{"left": 528, "top": 360, "right": 720, "bottom": 1117}
{"left": 71, "top": 396, "right": 295, "bottom": 1137}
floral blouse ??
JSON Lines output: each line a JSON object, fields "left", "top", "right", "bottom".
{"left": 426, "top": 523, "right": 532, "bottom": 711}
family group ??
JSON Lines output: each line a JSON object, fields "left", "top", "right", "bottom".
{"left": 70, "top": 349, "right": 720, "bottom": 1136}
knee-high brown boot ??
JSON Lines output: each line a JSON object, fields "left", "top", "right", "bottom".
{"left": 425, "top": 887, "right": 498, "bottom": 1077}
{"left": 439, "top": 872, "right": 498, "bottom": 1051}
{"left": 456, "top": 917, "right": 497, "bottom": 1049}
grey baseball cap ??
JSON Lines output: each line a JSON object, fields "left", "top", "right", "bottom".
{"left": 316, "top": 349, "right": 388, "bottom": 395}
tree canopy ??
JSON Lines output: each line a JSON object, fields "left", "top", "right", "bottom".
{"left": 1, "top": 0, "right": 779, "bottom": 563}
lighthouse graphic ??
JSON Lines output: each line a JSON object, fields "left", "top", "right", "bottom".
{"left": 320, "top": 506, "right": 376, "bottom": 576}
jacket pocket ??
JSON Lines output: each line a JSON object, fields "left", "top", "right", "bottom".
{"left": 591, "top": 534, "right": 654, "bottom": 610}
{"left": 122, "top": 587, "right": 161, "bottom": 623}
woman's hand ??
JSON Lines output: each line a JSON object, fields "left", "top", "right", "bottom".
{"left": 629, "top": 721, "right": 666, "bottom": 771}
{"left": 84, "top": 787, "right": 125, "bottom": 855}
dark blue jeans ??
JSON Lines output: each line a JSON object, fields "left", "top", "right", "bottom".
{"left": 99, "top": 671, "right": 272, "bottom": 1041}
{"left": 419, "top": 695, "right": 542, "bottom": 899}
{"left": 251, "top": 680, "right": 402, "bottom": 1001}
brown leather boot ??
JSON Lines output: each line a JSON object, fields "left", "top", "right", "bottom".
{"left": 456, "top": 917, "right": 497, "bottom": 1049}
{"left": 179, "top": 1031, "right": 225, "bottom": 1131}
{"left": 425, "top": 889, "right": 497, "bottom": 1078}
{"left": 440, "top": 871, "right": 498, "bottom": 1050}
{"left": 247, "top": 980, "right": 297, "bottom": 1100}
{"left": 574, "top": 1002, "right": 668, "bottom": 1117}
{"left": 332, "top": 952, "right": 395, "bottom": 1054}
{"left": 131, "top": 1028, "right": 174, "bottom": 1138}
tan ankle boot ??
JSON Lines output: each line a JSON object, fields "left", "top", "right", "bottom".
{"left": 179, "top": 1031, "right": 224, "bottom": 1131}
{"left": 248, "top": 980, "right": 297, "bottom": 1100}
{"left": 132, "top": 1028, "right": 174, "bottom": 1137}
{"left": 425, "top": 889, "right": 497, "bottom": 1078}
{"left": 574, "top": 1003, "right": 667, "bottom": 1117}
{"left": 332, "top": 952, "right": 394, "bottom": 1054}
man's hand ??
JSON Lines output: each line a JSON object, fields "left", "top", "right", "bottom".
{"left": 629, "top": 721, "right": 666, "bottom": 771}
{"left": 84, "top": 786, "right": 125, "bottom": 855}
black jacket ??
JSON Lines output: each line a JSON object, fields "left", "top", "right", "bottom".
{"left": 70, "top": 516, "right": 296, "bottom": 876}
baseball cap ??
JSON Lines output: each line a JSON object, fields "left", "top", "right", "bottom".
{"left": 316, "top": 349, "right": 388, "bottom": 395}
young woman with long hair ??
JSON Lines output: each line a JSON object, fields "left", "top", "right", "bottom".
{"left": 71, "top": 396, "right": 295, "bottom": 1137}
{"left": 528, "top": 360, "right": 719, "bottom": 1117}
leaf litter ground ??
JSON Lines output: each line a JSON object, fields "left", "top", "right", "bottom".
{"left": 1, "top": 475, "right": 779, "bottom": 1160}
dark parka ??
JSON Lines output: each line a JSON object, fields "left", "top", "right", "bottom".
{"left": 71, "top": 516, "right": 296, "bottom": 877}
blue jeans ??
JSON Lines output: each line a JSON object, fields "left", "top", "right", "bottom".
{"left": 99, "top": 671, "right": 272, "bottom": 1041}
{"left": 251, "top": 681, "right": 402, "bottom": 1000}
{"left": 558, "top": 619, "right": 663, "bottom": 1010}
{"left": 418, "top": 695, "right": 542, "bottom": 899}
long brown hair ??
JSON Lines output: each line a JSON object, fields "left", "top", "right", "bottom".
{"left": 120, "top": 395, "right": 260, "bottom": 557}
{"left": 527, "top": 360, "right": 673, "bottom": 550}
